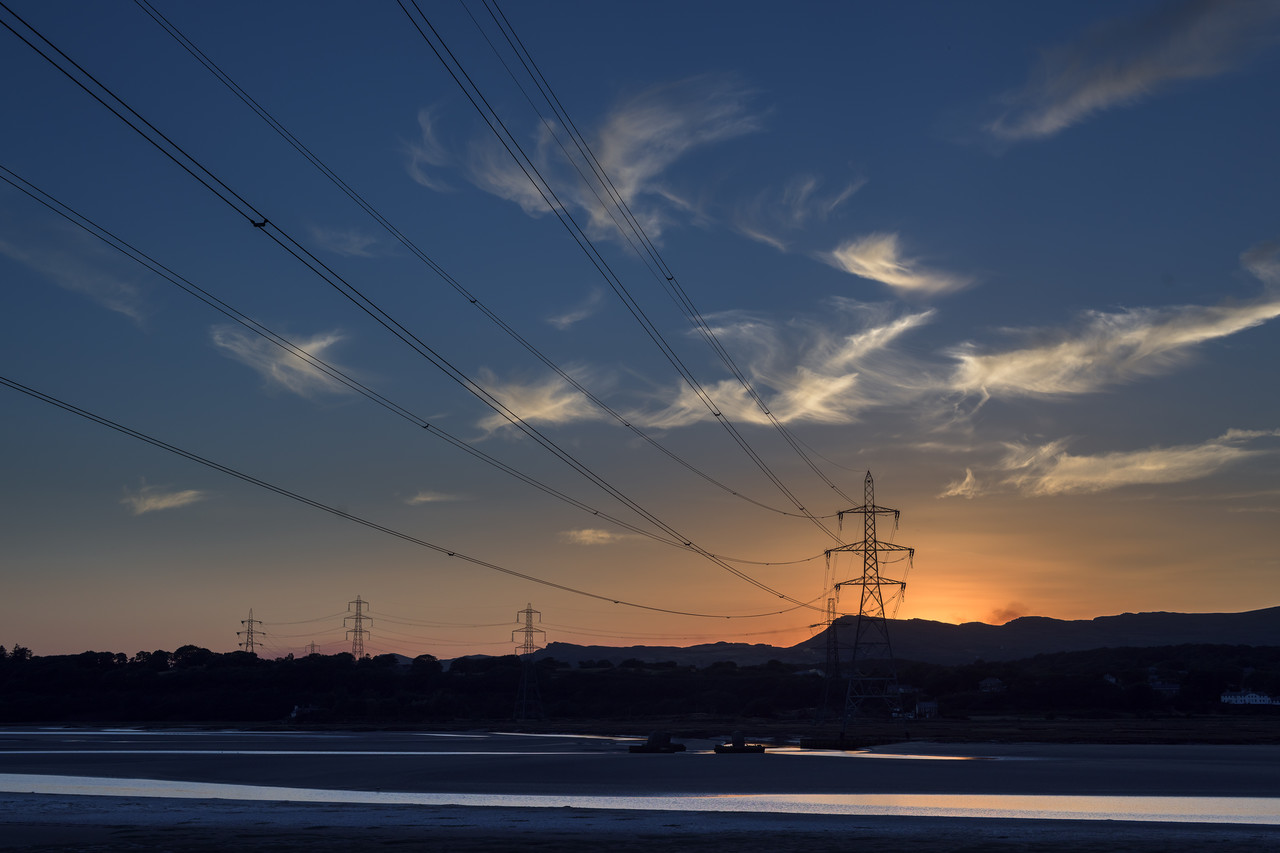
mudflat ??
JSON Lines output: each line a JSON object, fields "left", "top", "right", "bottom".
{"left": 2, "top": 796, "right": 1280, "bottom": 853}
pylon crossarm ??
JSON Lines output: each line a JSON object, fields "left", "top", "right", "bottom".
{"left": 824, "top": 542, "right": 914, "bottom": 557}
{"left": 832, "top": 576, "right": 905, "bottom": 588}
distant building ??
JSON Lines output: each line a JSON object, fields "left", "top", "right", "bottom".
{"left": 915, "top": 700, "right": 940, "bottom": 719}
{"left": 1221, "top": 690, "right": 1277, "bottom": 706}
{"left": 979, "top": 677, "right": 1006, "bottom": 693}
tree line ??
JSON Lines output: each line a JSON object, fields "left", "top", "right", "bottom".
{"left": 0, "top": 642, "right": 1277, "bottom": 723}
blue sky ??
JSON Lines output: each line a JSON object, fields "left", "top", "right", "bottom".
{"left": 2, "top": 0, "right": 1278, "bottom": 658}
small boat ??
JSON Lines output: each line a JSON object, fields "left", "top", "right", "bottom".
{"left": 713, "top": 731, "right": 766, "bottom": 754}
{"left": 628, "top": 730, "right": 687, "bottom": 753}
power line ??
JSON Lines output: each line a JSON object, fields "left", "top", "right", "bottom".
{"left": 398, "top": 0, "right": 847, "bottom": 547}
{"left": 0, "top": 159, "right": 829, "bottom": 594}
{"left": 129, "top": 0, "right": 833, "bottom": 525}
{"left": 0, "top": 373, "right": 821, "bottom": 620}
{"left": 474, "top": 0, "right": 862, "bottom": 509}
{"left": 404, "top": 0, "right": 855, "bottom": 540}
{"left": 0, "top": 9, "right": 820, "bottom": 611}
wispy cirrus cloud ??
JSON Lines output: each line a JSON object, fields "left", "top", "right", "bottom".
{"left": 824, "top": 232, "right": 971, "bottom": 295}
{"left": 405, "top": 490, "right": 467, "bottom": 505}
{"left": 417, "top": 75, "right": 762, "bottom": 243}
{"left": 476, "top": 368, "right": 609, "bottom": 434}
{"left": 998, "top": 429, "right": 1280, "bottom": 495}
{"left": 988, "top": 0, "right": 1280, "bottom": 141}
{"left": 583, "top": 74, "right": 763, "bottom": 238}
{"left": 309, "top": 225, "right": 382, "bottom": 258}
{"left": 734, "top": 174, "right": 864, "bottom": 252}
{"left": 634, "top": 301, "right": 935, "bottom": 428}
{"left": 1242, "top": 238, "right": 1280, "bottom": 286}
{"left": 211, "top": 325, "right": 353, "bottom": 398}
{"left": 559, "top": 528, "right": 641, "bottom": 546}
{"left": 405, "top": 106, "right": 454, "bottom": 191}
{"left": 547, "top": 288, "right": 605, "bottom": 330}
{"left": 122, "top": 483, "right": 207, "bottom": 515}
{"left": 0, "top": 228, "right": 145, "bottom": 322}
{"left": 948, "top": 296, "right": 1280, "bottom": 398}
{"left": 474, "top": 301, "right": 934, "bottom": 432}
{"left": 939, "top": 467, "right": 981, "bottom": 499}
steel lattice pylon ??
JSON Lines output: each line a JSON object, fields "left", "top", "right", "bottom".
{"left": 345, "top": 595, "right": 371, "bottom": 659}
{"left": 824, "top": 471, "right": 914, "bottom": 733}
{"left": 237, "top": 608, "right": 263, "bottom": 654}
{"left": 513, "top": 603, "right": 545, "bottom": 721}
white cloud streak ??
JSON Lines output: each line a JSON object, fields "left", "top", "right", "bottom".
{"left": 559, "top": 528, "right": 640, "bottom": 546}
{"left": 825, "top": 232, "right": 970, "bottom": 295}
{"left": 476, "top": 369, "right": 608, "bottom": 433}
{"left": 405, "top": 491, "right": 466, "bottom": 505}
{"left": 547, "top": 288, "right": 605, "bottom": 330}
{"left": 309, "top": 226, "right": 382, "bottom": 258}
{"left": 122, "top": 484, "right": 207, "bottom": 515}
{"left": 1242, "top": 238, "right": 1280, "bottom": 286}
{"left": 634, "top": 301, "right": 936, "bottom": 428}
{"left": 405, "top": 107, "right": 453, "bottom": 191}
{"left": 939, "top": 467, "right": 981, "bottom": 499}
{"left": 0, "top": 232, "right": 144, "bottom": 322}
{"left": 210, "top": 326, "right": 353, "bottom": 398}
{"left": 427, "top": 75, "right": 762, "bottom": 243}
{"left": 949, "top": 296, "right": 1280, "bottom": 397}
{"left": 734, "top": 174, "right": 865, "bottom": 251}
{"left": 999, "top": 429, "right": 1280, "bottom": 495}
{"left": 473, "top": 302, "right": 934, "bottom": 432}
{"left": 989, "top": 0, "right": 1280, "bottom": 140}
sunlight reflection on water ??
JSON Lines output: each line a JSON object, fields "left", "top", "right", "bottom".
{"left": 2, "top": 774, "right": 1277, "bottom": 825}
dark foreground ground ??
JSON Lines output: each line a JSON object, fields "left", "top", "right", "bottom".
{"left": 2, "top": 796, "right": 1279, "bottom": 853}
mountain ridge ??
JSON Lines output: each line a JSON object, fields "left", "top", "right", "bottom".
{"left": 528, "top": 606, "right": 1280, "bottom": 668}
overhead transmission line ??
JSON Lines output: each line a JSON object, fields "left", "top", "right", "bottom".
{"left": 471, "top": 0, "right": 860, "bottom": 509}
{"left": 0, "top": 3, "right": 821, "bottom": 610}
{"left": 130, "top": 0, "right": 830, "bottom": 526}
{"left": 0, "top": 373, "right": 823, "bottom": 620}
{"left": 0, "top": 164, "right": 825, "bottom": 570}
{"left": 398, "top": 0, "right": 847, "bottom": 546}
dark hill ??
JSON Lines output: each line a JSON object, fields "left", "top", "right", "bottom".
{"left": 532, "top": 607, "right": 1280, "bottom": 668}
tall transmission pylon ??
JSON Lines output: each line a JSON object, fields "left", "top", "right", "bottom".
{"left": 513, "top": 603, "right": 545, "bottom": 721}
{"left": 345, "top": 595, "right": 372, "bottom": 659}
{"left": 824, "top": 472, "right": 914, "bottom": 733}
{"left": 237, "top": 608, "right": 263, "bottom": 654}
{"left": 305, "top": 641, "right": 320, "bottom": 656}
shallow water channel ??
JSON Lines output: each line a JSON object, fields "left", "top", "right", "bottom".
{"left": 3, "top": 728, "right": 1279, "bottom": 825}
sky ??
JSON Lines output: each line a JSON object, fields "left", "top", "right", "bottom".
{"left": 2, "top": 0, "right": 1279, "bottom": 659}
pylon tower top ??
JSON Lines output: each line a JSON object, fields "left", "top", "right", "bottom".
{"left": 513, "top": 603, "right": 545, "bottom": 657}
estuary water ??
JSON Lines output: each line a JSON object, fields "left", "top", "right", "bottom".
{"left": 3, "top": 728, "right": 1279, "bottom": 827}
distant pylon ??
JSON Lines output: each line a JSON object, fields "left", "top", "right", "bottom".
{"left": 513, "top": 603, "right": 545, "bottom": 721}
{"left": 237, "top": 608, "right": 263, "bottom": 654}
{"left": 305, "top": 641, "right": 319, "bottom": 656}
{"left": 818, "top": 593, "right": 841, "bottom": 718}
{"left": 345, "top": 595, "right": 371, "bottom": 659}
{"left": 824, "top": 472, "right": 914, "bottom": 733}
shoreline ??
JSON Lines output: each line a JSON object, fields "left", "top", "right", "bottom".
{"left": 10, "top": 715, "right": 1279, "bottom": 745}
